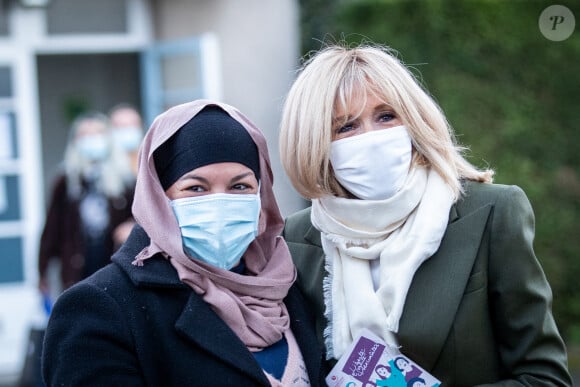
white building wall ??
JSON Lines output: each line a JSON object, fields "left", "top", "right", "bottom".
{"left": 152, "top": 0, "right": 306, "bottom": 216}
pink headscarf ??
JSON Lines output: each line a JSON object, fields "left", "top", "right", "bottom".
{"left": 131, "top": 99, "right": 296, "bottom": 350}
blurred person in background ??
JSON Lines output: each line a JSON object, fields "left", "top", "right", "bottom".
{"left": 38, "top": 111, "right": 135, "bottom": 296}
{"left": 109, "top": 103, "right": 144, "bottom": 177}
{"left": 108, "top": 103, "right": 144, "bottom": 245}
{"left": 279, "top": 43, "right": 572, "bottom": 385}
{"left": 42, "top": 100, "right": 325, "bottom": 386}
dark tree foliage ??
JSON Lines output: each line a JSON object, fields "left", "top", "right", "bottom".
{"left": 298, "top": 0, "right": 340, "bottom": 54}
{"left": 299, "top": 0, "right": 580, "bottom": 347}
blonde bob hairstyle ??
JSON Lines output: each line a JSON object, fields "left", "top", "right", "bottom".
{"left": 279, "top": 43, "right": 493, "bottom": 200}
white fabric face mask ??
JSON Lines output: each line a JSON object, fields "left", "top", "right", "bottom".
{"left": 330, "top": 125, "right": 412, "bottom": 200}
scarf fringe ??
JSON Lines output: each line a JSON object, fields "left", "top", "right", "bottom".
{"left": 131, "top": 246, "right": 151, "bottom": 266}
{"left": 322, "top": 252, "right": 335, "bottom": 360}
{"left": 131, "top": 244, "right": 169, "bottom": 266}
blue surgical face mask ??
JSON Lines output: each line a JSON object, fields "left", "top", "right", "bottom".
{"left": 170, "top": 192, "right": 261, "bottom": 270}
{"left": 77, "top": 134, "right": 110, "bottom": 161}
{"left": 112, "top": 126, "right": 143, "bottom": 151}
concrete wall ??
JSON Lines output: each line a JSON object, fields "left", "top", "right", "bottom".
{"left": 151, "top": 0, "right": 307, "bottom": 216}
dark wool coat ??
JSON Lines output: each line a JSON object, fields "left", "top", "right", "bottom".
{"left": 38, "top": 174, "right": 134, "bottom": 289}
{"left": 283, "top": 181, "right": 572, "bottom": 386}
{"left": 42, "top": 225, "right": 326, "bottom": 387}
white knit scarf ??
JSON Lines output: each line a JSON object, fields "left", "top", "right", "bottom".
{"left": 311, "top": 167, "right": 454, "bottom": 360}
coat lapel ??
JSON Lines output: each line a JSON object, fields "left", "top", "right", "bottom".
{"left": 304, "top": 222, "right": 322, "bottom": 246}
{"left": 397, "top": 202, "right": 492, "bottom": 371}
{"left": 174, "top": 293, "right": 270, "bottom": 385}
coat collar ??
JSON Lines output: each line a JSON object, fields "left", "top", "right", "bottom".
{"left": 111, "top": 225, "right": 187, "bottom": 289}
{"left": 304, "top": 217, "right": 322, "bottom": 247}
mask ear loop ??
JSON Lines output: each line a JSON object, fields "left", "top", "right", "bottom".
{"left": 255, "top": 180, "right": 265, "bottom": 233}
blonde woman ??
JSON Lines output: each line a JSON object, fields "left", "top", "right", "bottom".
{"left": 280, "top": 43, "right": 571, "bottom": 385}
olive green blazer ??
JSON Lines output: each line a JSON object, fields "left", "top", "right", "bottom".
{"left": 283, "top": 181, "right": 572, "bottom": 386}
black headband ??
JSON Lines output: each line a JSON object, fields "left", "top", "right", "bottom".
{"left": 154, "top": 105, "right": 260, "bottom": 190}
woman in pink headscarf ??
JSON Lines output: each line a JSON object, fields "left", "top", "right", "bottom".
{"left": 42, "top": 100, "right": 325, "bottom": 387}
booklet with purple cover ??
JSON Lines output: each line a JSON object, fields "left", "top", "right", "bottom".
{"left": 325, "top": 329, "right": 441, "bottom": 387}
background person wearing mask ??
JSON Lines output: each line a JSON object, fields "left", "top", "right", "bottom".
{"left": 279, "top": 43, "right": 571, "bottom": 385}
{"left": 108, "top": 103, "right": 144, "bottom": 245}
{"left": 42, "top": 100, "right": 325, "bottom": 386}
{"left": 108, "top": 103, "right": 144, "bottom": 177}
{"left": 38, "top": 111, "right": 135, "bottom": 295}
